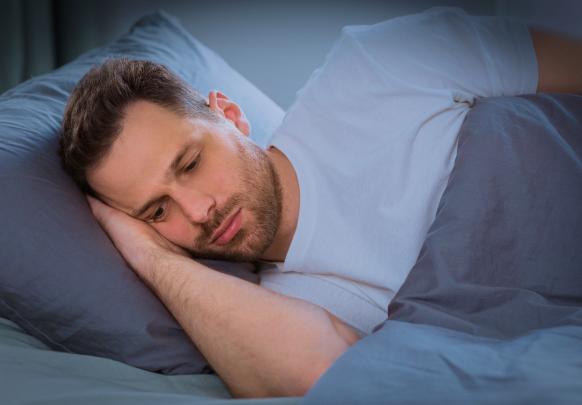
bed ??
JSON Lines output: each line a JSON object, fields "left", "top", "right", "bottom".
{"left": 1, "top": 10, "right": 581, "bottom": 405}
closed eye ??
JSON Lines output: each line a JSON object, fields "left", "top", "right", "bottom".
{"left": 150, "top": 200, "right": 168, "bottom": 223}
{"left": 147, "top": 153, "right": 201, "bottom": 223}
{"left": 184, "top": 154, "right": 201, "bottom": 173}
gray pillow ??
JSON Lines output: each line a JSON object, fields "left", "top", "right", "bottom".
{"left": 0, "top": 11, "right": 284, "bottom": 375}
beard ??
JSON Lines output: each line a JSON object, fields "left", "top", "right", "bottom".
{"left": 186, "top": 133, "right": 283, "bottom": 262}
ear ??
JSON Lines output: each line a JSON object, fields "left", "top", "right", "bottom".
{"left": 208, "top": 90, "right": 251, "bottom": 137}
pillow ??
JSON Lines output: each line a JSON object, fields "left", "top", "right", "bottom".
{"left": 0, "top": 11, "right": 284, "bottom": 375}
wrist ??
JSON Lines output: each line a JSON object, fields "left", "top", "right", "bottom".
{"left": 125, "top": 242, "right": 180, "bottom": 281}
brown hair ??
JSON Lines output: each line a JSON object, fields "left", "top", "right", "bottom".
{"left": 60, "top": 57, "right": 218, "bottom": 196}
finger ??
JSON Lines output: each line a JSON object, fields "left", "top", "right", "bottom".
{"left": 86, "top": 195, "right": 98, "bottom": 211}
{"left": 86, "top": 195, "right": 117, "bottom": 225}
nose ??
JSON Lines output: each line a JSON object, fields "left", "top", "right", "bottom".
{"left": 172, "top": 186, "right": 215, "bottom": 224}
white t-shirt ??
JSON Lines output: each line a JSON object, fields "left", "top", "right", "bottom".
{"left": 259, "top": 7, "right": 538, "bottom": 336}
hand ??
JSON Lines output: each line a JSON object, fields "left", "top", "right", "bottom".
{"left": 86, "top": 196, "right": 190, "bottom": 276}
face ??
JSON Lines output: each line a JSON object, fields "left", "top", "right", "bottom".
{"left": 87, "top": 101, "right": 282, "bottom": 262}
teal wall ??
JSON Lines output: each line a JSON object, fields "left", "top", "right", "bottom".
{"left": 1, "top": 0, "right": 579, "bottom": 108}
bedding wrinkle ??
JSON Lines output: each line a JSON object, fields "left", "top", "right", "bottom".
{"left": 388, "top": 93, "right": 582, "bottom": 341}
{"left": 440, "top": 355, "right": 480, "bottom": 390}
{"left": 0, "top": 298, "right": 72, "bottom": 353}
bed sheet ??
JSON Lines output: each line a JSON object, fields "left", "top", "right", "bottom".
{"left": 0, "top": 317, "right": 300, "bottom": 405}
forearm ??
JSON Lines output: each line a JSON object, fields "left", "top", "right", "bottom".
{"left": 529, "top": 28, "right": 582, "bottom": 94}
{"left": 140, "top": 250, "right": 358, "bottom": 398}
{"left": 85, "top": 191, "right": 358, "bottom": 397}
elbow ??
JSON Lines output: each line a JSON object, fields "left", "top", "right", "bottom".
{"left": 279, "top": 337, "right": 351, "bottom": 397}
{"left": 238, "top": 342, "right": 344, "bottom": 399}
{"left": 290, "top": 326, "right": 356, "bottom": 397}
{"left": 227, "top": 353, "right": 335, "bottom": 399}
{"left": 227, "top": 305, "right": 358, "bottom": 399}
{"left": 276, "top": 319, "right": 359, "bottom": 397}
{"left": 230, "top": 359, "right": 329, "bottom": 399}
{"left": 294, "top": 357, "right": 336, "bottom": 396}
{"left": 254, "top": 355, "right": 333, "bottom": 398}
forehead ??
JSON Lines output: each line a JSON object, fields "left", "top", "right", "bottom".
{"left": 86, "top": 101, "right": 210, "bottom": 213}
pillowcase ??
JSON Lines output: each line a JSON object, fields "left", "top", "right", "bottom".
{"left": 0, "top": 11, "right": 284, "bottom": 375}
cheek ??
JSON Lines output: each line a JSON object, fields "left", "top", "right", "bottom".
{"left": 199, "top": 159, "right": 239, "bottom": 198}
{"left": 210, "top": 170, "right": 228, "bottom": 189}
{"left": 153, "top": 218, "right": 194, "bottom": 247}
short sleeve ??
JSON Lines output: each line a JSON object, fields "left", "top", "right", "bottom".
{"left": 347, "top": 7, "right": 538, "bottom": 97}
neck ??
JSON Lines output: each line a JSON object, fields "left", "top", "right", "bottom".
{"left": 260, "top": 146, "right": 300, "bottom": 262}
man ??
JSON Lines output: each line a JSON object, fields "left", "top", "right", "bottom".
{"left": 60, "top": 7, "right": 581, "bottom": 399}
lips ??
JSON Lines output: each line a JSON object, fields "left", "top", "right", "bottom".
{"left": 212, "top": 209, "right": 243, "bottom": 245}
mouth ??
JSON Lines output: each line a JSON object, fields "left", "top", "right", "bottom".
{"left": 211, "top": 208, "right": 243, "bottom": 245}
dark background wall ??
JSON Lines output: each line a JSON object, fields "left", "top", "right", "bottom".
{"left": 1, "top": 0, "right": 580, "bottom": 109}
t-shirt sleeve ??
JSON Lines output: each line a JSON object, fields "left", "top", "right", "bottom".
{"left": 348, "top": 7, "right": 538, "bottom": 97}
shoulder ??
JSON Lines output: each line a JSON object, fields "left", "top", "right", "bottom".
{"left": 343, "top": 7, "right": 475, "bottom": 62}
{"left": 345, "top": 8, "right": 471, "bottom": 39}
{"left": 298, "top": 7, "right": 475, "bottom": 86}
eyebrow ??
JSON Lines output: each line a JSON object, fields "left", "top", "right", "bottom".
{"left": 131, "top": 139, "right": 197, "bottom": 218}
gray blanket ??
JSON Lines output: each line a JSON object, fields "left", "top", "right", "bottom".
{"left": 303, "top": 93, "right": 582, "bottom": 404}
{"left": 388, "top": 93, "right": 582, "bottom": 338}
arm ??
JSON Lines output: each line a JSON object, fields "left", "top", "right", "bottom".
{"left": 529, "top": 28, "right": 582, "bottom": 94}
{"left": 87, "top": 197, "right": 359, "bottom": 398}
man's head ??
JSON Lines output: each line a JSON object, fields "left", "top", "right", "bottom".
{"left": 61, "top": 58, "right": 282, "bottom": 261}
